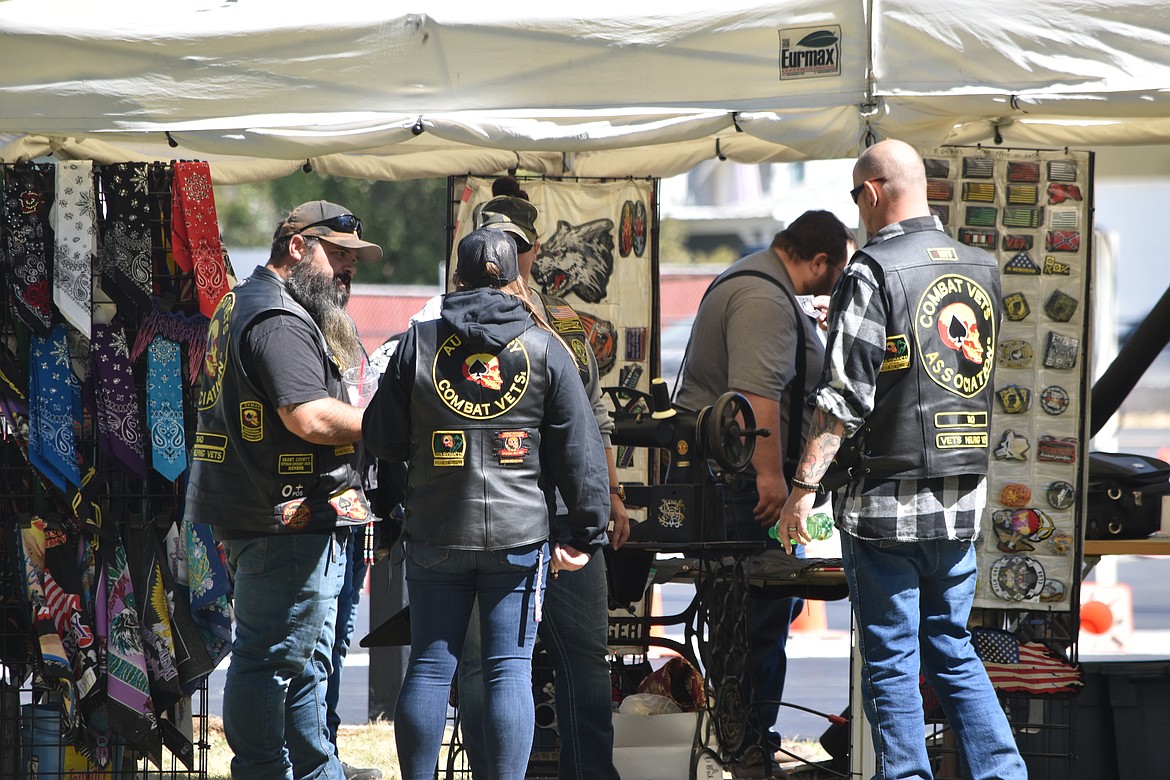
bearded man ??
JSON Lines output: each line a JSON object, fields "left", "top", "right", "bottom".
{"left": 184, "top": 201, "right": 382, "bottom": 780}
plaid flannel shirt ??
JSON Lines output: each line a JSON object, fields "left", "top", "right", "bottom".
{"left": 813, "top": 216, "right": 986, "bottom": 541}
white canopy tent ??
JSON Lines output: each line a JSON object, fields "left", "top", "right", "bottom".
{"left": 3, "top": 0, "right": 1170, "bottom": 183}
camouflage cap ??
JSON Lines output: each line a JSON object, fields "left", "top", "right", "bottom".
{"left": 479, "top": 195, "right": 539, "bottom": 245}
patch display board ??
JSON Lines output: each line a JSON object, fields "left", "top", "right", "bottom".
{"left": 920, "top": 147, "right": 1092, "bottom": 611}
{"left": 448, "top": 176, "right": 658, "bottom": 492}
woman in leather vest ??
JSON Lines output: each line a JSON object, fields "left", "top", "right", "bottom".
{"left": 362, "top": 227, "right": 610, "bottom": 780}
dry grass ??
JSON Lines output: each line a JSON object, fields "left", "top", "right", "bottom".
{"left": 205, "top": 716, "right": 402, "bottom": 780}
{"left": 203, "top": 716, "right": 830, "bottom": 779}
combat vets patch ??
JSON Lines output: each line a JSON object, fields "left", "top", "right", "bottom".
{"left": 434, "top": 333, "right": 530, "bottom": 419}
{"left": 996, "top": 385, "right": 1031, "bottom": 414}
{"left": 882, "top": 334, "right": 910, "bottom": 372}
{"left": 1003, "top": 252, "right": 1041, "bottom": 276}
{"left": 915, "top": 274, "right": 995, "bottom": 398}
{"left": 1002, "top": 292, "right": 1031, "bottom": 321}
{"left": 239, "top": 401, "right": 263, "bottom": 442}
{"left": 958, "top": 228, "right": 996, "bottom": 248}
{"left": 1044, "top": 290, "right": 1079, "bottom": 322}
{"left": 1039, "top": 385, "right": 1070, "bottom": 415}
{"left": 926, "top": 247, "right": 958, "bottom": 262}
{"left": 995, "top": 429, "right": 1030, "bottom": 461}
{"left": 432, "top": 431, "right": 466, "bottom": 467}
{"left": 998, "top": 340, "right": 1033, "bottom": 369}
{"left": 494, "top": 430, "right": 531, "bottom": 465}
{"left": 1044, "top": 332, "right": 1079, "bottom": 369}
{"left": 1043, "top": 256, "right": 1072, "bottom": 276}
{"left": 1038, "top": 435, "right": 1077, "bottom": 463}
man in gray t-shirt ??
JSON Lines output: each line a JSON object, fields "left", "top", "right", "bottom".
{"left": 675, "top": 209, "right": 853, "bottom": 776}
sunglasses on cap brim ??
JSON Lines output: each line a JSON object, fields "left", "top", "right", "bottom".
{"left": 296, "top": 214, "right": 363, "bottom": 239}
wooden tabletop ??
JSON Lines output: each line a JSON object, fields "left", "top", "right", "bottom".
{"left": 1083, "top": 537, "right": 1170, "bottom": 556}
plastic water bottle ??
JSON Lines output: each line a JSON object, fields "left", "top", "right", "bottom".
{"left": 768, "top": 512, "right": 835, "bottom": 543}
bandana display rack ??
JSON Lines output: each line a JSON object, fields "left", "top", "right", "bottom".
{"left": 0, "top": 159, "right": 216, "bottom": 780}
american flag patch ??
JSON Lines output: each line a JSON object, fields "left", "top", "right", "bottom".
{"left": 929, "top": 204, "right": 951, "bottom": 223}
{"left": 1004, "top": 252, "right": 1041, "bottom": 275}
{"left": 1048, "top": 209, "right": 1078, "bottom": 230}
{"left": 927, "top": 180, "right": 954, "bottom": 201}
{"left": 1007, "top": 162, "right": 1041, "bottom": 182}
{"left": 1046, "top": 231, "right": 1081, "bottom": 252}
{"left": 966, "top": 206, "right": 997, "bottom": 227}
{"left": 963, "top": 157, "right": 994, "bottom": 178}
{"left": 962, "top": 182, "right": 996, "bottom": 203}
{"left": 546, "top": 305, "right": 578, "bottom": 321}
{"left": 1007, "top": 185, "right": 1038, "bottom": 205}
{"left": 1002, "top": 207, "right": 1040, "bottom": 228}
{"left": 972, "top": 629, "right": 1082, "bottom": 694}
{"left": 1047, "top": 160, "right": 1077, "bottom": 182}
{"left": 924, "top": 158, "right": 950, "bottom": 178}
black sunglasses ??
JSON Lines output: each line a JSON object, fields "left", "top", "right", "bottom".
{"left": 296, "top": 214, "right": 364, "bottom": 239}
{"left": 850, "top": 177, "right": 886, "bottom": 205}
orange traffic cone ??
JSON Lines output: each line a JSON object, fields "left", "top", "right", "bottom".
{"left": 648, "top": 584, "right": 679, "bottom": 658}
{"left": 789, "top": 599, "right": 827, "bottom": 635}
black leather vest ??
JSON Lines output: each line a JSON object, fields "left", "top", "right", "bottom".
{"left": 404, "top": 318, "right": 555, "bottom": 549}
{"left": 537, "top": 291, "right": 591, "bottom": 387}
{"left": 839, "top": 228, "right": 1000, "bottom": 480}
{"left": 184, "top": 271, "right": 369, "bottom": 534}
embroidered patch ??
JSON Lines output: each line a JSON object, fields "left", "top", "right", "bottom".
{"left": 958, "top": 228, "right": 996, "bottom": 247}
{"left": 191, "top": 431, "right": 228, "bottom": 463}
{"left": 1039, "top": 385, "right": 1070, "bottom": 415}
{"left": 996, "top": 385, "right": 1031, "bottom": 414}
{"left": 1007, "top": 185, "right": 1038, "bottom": 205}
{"left": 1047, "top": 160, "right": 1077, "bottom": 182}
{"left": 881, "top": 334, "right": 911, "bottom": 372}
{"left": 989, "top": 555, "right": 1046, "bottom": 601}
{"left": 1048, "top": 209, "right": 1078, "bottom": 230}
{"left": 962, "top": 157, "right": 994, "bottom": 178}
{"left": 624, "top": 327, "right": 648, "bottom": 361}
{"left": 1047, "top": 182, "right": 1083, "bottom": 204}
{"left": 999, "top": 483, "right": 1032, "bottom": 507}
{"left": 927, "top": 179, "right": 954, "bottom": 201}
{"left": 239, "top": 401, "right": 263, "bottom": 442}
{"left": 1007, "top": 161, "right": 1040, "bottom": 182}
{"left": 998, "top": 340, "right": 1033, "bottom": 370}
{"left": 1046, "top": 480, "right": 1076, "bottom": 510}
{"left": 933, "top": 411, "right": 989, "bottom": 450}
{"left": 1044, "top": 332, "right": 1079, "bottom": 369}
{"left": 432, "top": 430, "right": 466, "bottom": 467}
{"left": 962, "top": 182, "right": 996, "bottom": 202}
{"left": 915, "top": 274, "right": 995, "bottom": 398}
{"left": 1002, "top": 234, "right": 1033, "bottom": 252}
{"left": 1037, "top": 435, "right": 1077, "bottom": 463}
{"left": 329, "top": 488, "right": 369, "bottom": 521}
{"left": 924, "top": 158, "right": 951, "bottom": 178}
{"left": 1046, "top": 230, "right": 1081, "bottom": 252}
{"left": 433, "top": 333, "right": 530, "bottom": 419}
{"left": 1002, "top": 292, "right": 1031, "bottom": 322}
{"left": 1043, "top": 256, "right": 1072, "bottom": 276}
{"left": 929, "top": 204, "right": 951, "bottom": 223}
{"left": 1003, "top": 252, "right": 1041, "bottom": 276}
{"left": 1044, "top": 290, "right": 1079, "bottom": 322}
{"left": 992, "top": 509, "right": 1054, "bottom": 554}
{"left": 494, "top": 430, "right": 531, "bottom": 465}
{"left": 278, "top": 453, "right": 314, "bottom": 475}
{"left": 280, "top": 499, "right": 310, "bottom": 529}
{"left": 1002, "top": 207, "right": 1040, "bottom": 229}
{"left": 966, "top": 206, "right": 997, "bottom": 227}
{"left": 995, "top": 429, "right": 1030, "bottom": 461}
{"left": 927, "top": 247, "right": 959, "bottom": 262}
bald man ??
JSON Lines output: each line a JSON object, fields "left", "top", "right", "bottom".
{"left": 778, "top": 140, "right": 1026, "bottom": 780}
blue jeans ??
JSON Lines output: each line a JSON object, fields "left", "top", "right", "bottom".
{"left": 460, "top": 549, "right": 618, "bottom": 780}
{"left": 841, "top": 534, "right": 1027, "bottom": 780}
{"left": 221, "top": 531, "right": 348, "bottom": 780}
{"left": 396, "top": 541, "right": 547, "bottom": 780}
{"left": 727, "top": 483, "right": 804, "bottom": 749}
{"left": 327, "top": 532, "right": 369, "bottom": 750}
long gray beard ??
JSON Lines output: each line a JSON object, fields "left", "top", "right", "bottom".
{"left": 287, "top": 262, "right": 362, "bottom": 371}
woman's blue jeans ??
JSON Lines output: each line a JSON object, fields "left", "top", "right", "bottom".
{"left": 841, "top": 533, "right": 1027, "bottom": 780}
{"left": 221, "top": 531, "right": 348, "bottom": 780}
{"left": 396, "top": 540, "right": 547, "bottom": 780}
{"left": 459, "top": 548, "right": 618, "bottom": 780}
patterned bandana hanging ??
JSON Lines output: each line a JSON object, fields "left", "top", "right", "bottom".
{"left": 104, "top": 540, "right": 160, "bottom": 757}
{"left": 28, "top": 325, "right": 82, "bottom": 491}
{"left": 170, "top": 162, "right": 228, "bottom": 318}
{"left": 2, "top": 163, "right": 57, "bottom": 334}
{"left": 52, "top": 161, "right": 97, "bottom": 338}
{"left": 89, "top": 322, "right": 148, "bottom": 479}
{"left": 146, "top": 336, "right": 187, "bottom": 481}
{"left": 97, "top": 162, "right": 154, "bottom": 319}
